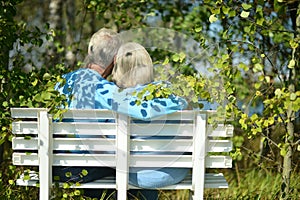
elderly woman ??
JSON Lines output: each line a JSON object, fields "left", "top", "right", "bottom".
{"left": 111, "top": 42, "right": 189, "bottom": 199}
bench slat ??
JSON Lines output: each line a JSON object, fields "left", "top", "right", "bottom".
{"left": 12, "top": 122, "right": 118, "bottom": 136}
{"left": 53, "top": 123, "right": 117, "bottom": 136}
{"left": 207, "top": 140, "right": 232, "bottom": 152}
{"left": 131, "top": 124, "right": 194, "bottom": 137}
{"left": 10, "top": 108, "right": 219, "bottom": 120}
{"left": 130, "top": 155, "right": 232, "bottom": 168}
{"left": 13, "top": 121, "right": 233, "bottom": 137}
{"left": 131, "top": 139, "right": 232, "bottom": 152}
{"left": 13, "top": 137, "right": 232, "bottom": 153}
{"left": 131, "top": 139, "right": 193, "bottom": 152}
{"left": 11, "top": 108, "right": 46, "bottom": 118}
{"left": 12, "top": 121, "right": 38, "bottom": 134}
{"left": 12, "top": 137, "right": 116, "bottom": 151}
{"left": 13, "top": 153, "right": 116, "bottom": 167}
{"left": 10, "top": 108, "right": 218, "bottom": 120}
{"left": 15, "top": 173, "right": 228, "bottom": 189}
{"left": 62, "top": 109, "right": 116, "bottom": 119}
{"left": 143, "top": 110, "right": 196, "bottom": 120}
{"left": 207, "top": 124, "right": 234, "bottom": 137}
{"left": 13, "top": 153, "right": 231, "bottom": 168}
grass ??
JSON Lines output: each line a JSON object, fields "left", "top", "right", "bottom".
{"left": 2, "top": 166, "right": 300, "bottom": 199}
{"left": 158, "top": 169, "right": 300, "bottom": 200}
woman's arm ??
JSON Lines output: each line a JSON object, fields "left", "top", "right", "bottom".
{"left": 95, "top": 84, "right": 187, "bottom": 120}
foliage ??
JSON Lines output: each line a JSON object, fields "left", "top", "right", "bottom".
{"left": 133, "top": 1, "right": 299, "bottom": 198}
{"left": 1, "top": 0, "right": 299, "bottom": 199}
{"left": 0, "top": 1, "right": 70, "bottom": 198}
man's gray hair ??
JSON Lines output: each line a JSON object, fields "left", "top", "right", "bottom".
{"left": 85, "top": 28, "right": 122, "bottom": 69}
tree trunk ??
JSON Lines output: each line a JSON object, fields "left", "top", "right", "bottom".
{"left": 49, "top": 0, "right": 63, "bottom": 32}
{"left": 65, "top": 0, "right": 76, "bottom": 67}
{"left": 281, "top": 2, "right": 300, "bottom": 199}
{"left": 48, "top": 0, "right": 63, "bottom": 66}
{"left": 281, "top": 113, "right": 294, "bottom": 199}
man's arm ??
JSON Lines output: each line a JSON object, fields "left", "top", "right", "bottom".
{"left": 55, "top": 69, "right": 187, "bottom": 120}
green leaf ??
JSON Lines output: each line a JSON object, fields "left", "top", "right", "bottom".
{"left": 147, "top": 12, "right": 155, "bottom": 17}
{"left": 41, "top": 91, "right": 51, "bottom": 100}
{"left": 211, "top": 8, "right": 220, "bottom": 15}
{"left": 253, "top": 63, "right": 263, "bottom": 72}
{"left": 135, "top": 100, "right": 141, "bottom": 106}
{"left": 172, "top": 54, "right": 180, "bottom": 62}
{"left": 74, "top": 190, "right": 81, "bottom": 196}
{"left": 162, "top": 57, "right": 169, "bottom": 65}
{"left": 2, "top": 101, "right": 8, "bottom": 107}
{"left": 222, "top": 6, "right": 230, "bottom": 15}
{"left": 209, "top": 14, "right": 218, "bottom": 23}
{"left": 256, "top": 17, "right": 264, "bottom": 26}
{"left": 53, "top": 176, "right": 60, "bottom": 181}
{"left": 31, "top": 79, "right": 38, "bottom": 86}
{"left": 238, "top": 63, "right": 249, "bottom": 71}
{"left": 268, "top": 117, "right": 275, "bottom": 125}
{"left": 290, "top": 93, "right": 297, "bottom": 101}
{"left": 228, "top": 10, "right": 236, "bottom": 17}
{"left": 288, "top": 59, "right": 295, "bottom": 69}
{"left": 242, "top": 3, "right": 252, "bottom": 10}
{"left": 33, "top": 94, "right": 42, "bottom": 102}
{"left": 289, "top": 40, "right": 299, "bottom": 49}
{"left": 250, "top": 114, "right": 258, "bottom": 121}
{"left": 146, "top": 94, "right": 154, "bottom": 100}
{"left": 137, "top": 92, "right": 143, "bottom": 100}
{"left": 263, "top": 120, "right": 269, "bottom": 127}
{"left": 240, "top": 11, "right": 250, "bottom": 18}
{"left": 81, "top": 169, "right": 88, "bottom": 176}
{"left": 195, "top": 27, "right": 202, "bottom": 33}
{"left": 244, "top": 26, "right": 251, "bottom": 33}
{"left": 63, "top": 182, "right": 70, "bottom": 189}
{"left": 178, "top": 52, "right": 186, "bottom": 62}
{"left": 43, "top": 73, "right": 51, "bottom": 80}
{"left": 280, "top": 147, "right": 287, "bottom": 156}
{"left": 65, "top": 172, "right": 72, "bottom": 178}
{"left": 275, "top": 88, "right": 282, "bottom": 97}
{"left": 254, "top": 83, "right": 261, "bottom": 89}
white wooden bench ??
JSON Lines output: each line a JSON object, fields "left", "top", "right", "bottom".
{"left": 11, "top": 108, "right": 233, "bottom": 200}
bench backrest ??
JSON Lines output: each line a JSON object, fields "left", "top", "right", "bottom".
{"left": 11, "top": 108, "right": 233, "bottom": 199}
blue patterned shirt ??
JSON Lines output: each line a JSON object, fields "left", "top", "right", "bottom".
{"left": 55, "top": 68, "right": 187, "bottom": 120}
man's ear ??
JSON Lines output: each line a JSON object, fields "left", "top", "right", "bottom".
{"left": 114, "top": 55, "right": 116, "bottom": 64}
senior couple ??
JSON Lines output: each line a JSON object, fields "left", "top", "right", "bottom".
{"left": 54, "top": 28, "right": 189, "bottom": 199}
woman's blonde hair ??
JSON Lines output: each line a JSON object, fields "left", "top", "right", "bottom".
{"left": 112, "top": 42, "right": 153, "bottom": 88}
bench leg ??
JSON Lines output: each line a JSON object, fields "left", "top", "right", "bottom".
{"left": 39, "top": 110, "right": 53, "bottom": 199}
{"left": 192, "top": 113, "right": 207, "bottom": 200}
{"left": 116, "top": 114, "right": 130, "bottom": 200}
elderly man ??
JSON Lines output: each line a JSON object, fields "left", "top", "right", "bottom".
{"left": 54, "top": 28, "right": 188, "bottom": 199}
